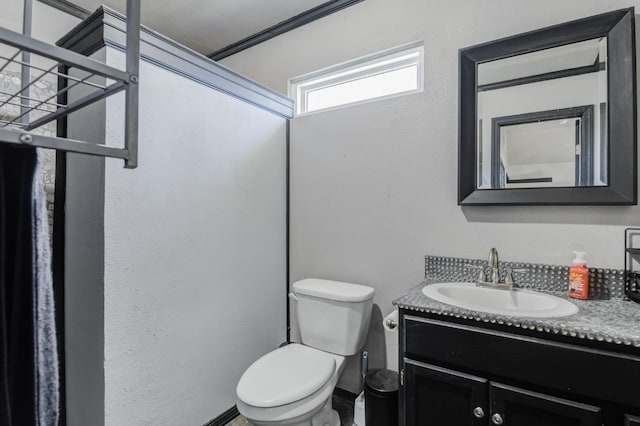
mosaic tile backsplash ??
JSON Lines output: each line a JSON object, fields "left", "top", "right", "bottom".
{"left": 424, "top": 255, "right": 628, "bottom": 300}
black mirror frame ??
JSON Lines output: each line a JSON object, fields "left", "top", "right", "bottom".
{"left": 458, "top": 8, "right": 637, "bottom": 205}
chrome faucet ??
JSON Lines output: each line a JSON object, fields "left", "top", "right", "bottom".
{"left": 488, "top": 247, "right": 500, "bottom": 285}
{"left": 466, "top": 248, "right": 528, "bottom": 290}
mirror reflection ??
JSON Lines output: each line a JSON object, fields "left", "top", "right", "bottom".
{"left": 476, "top": 38, "right": 608, "bottom": 189}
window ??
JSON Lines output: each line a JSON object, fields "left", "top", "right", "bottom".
{"left": 289, "top": 41, "right": 424, "bottom": 116}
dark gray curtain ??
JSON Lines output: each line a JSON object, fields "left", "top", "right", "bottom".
{"left": 0, "top": 144, "right": 58, "bottom": 426}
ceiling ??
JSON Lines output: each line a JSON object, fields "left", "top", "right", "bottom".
{"left": 68, "top": 0, "right": 329, "bottom": 55}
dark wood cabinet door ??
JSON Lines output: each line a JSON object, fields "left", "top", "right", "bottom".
{"left": 490, "top": 382, "right": 601, "bottom": 426}
{"left": 626, "top": 414, "right": 640, "bottom": 426}
{"left": 404, "top": 359, "right": 488, "bottom": 426}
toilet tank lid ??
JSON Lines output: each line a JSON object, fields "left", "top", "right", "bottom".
{"left": 293, "top": 279, "right": 374, "bottom": 302}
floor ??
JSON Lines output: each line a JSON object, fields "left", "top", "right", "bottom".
{"left": 226, "top": 393, "right": 356, "bottom": 426}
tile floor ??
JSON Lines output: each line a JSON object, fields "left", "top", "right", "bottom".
{"left": 225, "top": 416, "right": 251, "bottom": 426}
{"left": 226, "top": 393, "right": 355, "bottom": 426}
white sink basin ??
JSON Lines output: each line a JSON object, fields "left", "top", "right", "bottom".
{"left": 422, "top": 282, "right": 579, "bottom": 318}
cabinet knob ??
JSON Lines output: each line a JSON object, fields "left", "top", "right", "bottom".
{"left": 473, "top": 407, "right": 485, "bottom": 418}
{"left": 491, "top": 413, "right": 504, "bottom": 425}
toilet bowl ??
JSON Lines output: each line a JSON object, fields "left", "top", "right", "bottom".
{"left": 236, "top": 279, "right": 375, "bottom": 426}
{"left": 236, "top": 344, "right": 345, "bottom": 425}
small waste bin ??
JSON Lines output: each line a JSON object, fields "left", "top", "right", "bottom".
{"left": 364, "top": 369, "right": 399, "bottom": 426}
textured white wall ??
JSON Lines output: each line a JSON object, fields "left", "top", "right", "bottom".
{"left": 221, "top": 0, "right": 640, "bottom": 391}
{"left": 1, "top": 0, "right": 80, "bottom": 41}
{"left": 102, "top": 52, "right": 287, "bottom": 424}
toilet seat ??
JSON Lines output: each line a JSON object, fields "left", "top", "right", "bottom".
{"left": 237, "top": 370, "right": 337, "bottom": 424}
{"left": 236, "top": 344, "right": 336, "bottom": 408}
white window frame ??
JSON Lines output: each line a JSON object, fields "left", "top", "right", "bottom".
{"left": 289, "top": 41, "right": 424, "bottom": 116}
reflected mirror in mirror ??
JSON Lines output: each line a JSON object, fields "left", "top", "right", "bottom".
{"left": 477, "top": 38, "right": 608, "bottom": 190}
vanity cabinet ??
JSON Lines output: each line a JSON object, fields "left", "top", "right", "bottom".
{"left": 404, "top": 360, "right": 600, "bottom": 426}
{"left": 490, "top": 383, "right": 600, "bottom": 426}
{"left": 399, "top": 312, "right": 640, "bottom": 426}
{"left": 404, "top": 360, "right": 487, "bottom": 426}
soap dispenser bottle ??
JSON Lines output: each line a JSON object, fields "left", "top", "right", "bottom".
{"left": 569, "top": 251, "right": 589, "bottom": 300}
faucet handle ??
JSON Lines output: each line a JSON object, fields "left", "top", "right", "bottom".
{"left": 505, "top": 267, "right": 529, "bottom": 287}
{"left": 488, "top": 248, "right": 499, "bottom": 268}
{"left": 465, "top": 264, "right": 487, "bottom": 283}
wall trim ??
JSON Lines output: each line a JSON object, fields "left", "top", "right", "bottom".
{"left": 286, "top": 120, "right": 291, "bottom": 343}
{"left": 37, "top": 0, "right": 90, "bottom": 19}
{"left": 208, "top": 0, "right": 366, "bottom": 61}
{"left": 61, "top": 149, "right": 107, "bottom": 426}
{"left": 203, "top": 405, "right": 240, "bottom": 426}
{"left": 57, "top": 6, "right": 294, "bottom": 118}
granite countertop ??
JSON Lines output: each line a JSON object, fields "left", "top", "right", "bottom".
{"left": 393, "top": 279, "right": 640, "bottom": 348}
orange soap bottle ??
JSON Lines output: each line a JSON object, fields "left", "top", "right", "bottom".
{"left": 568, "top": 251, "right": 589, "bottom": 300}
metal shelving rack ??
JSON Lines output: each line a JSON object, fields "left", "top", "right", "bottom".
{"left": 0, "top": 0, "right": 140, "bottom": 168}
{"left": 624, "top": 228, "right": 640, "bottom": 304}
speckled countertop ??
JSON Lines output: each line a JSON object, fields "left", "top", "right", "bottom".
{"left": 393, "top": 279, "right": 640, "bottom": 348}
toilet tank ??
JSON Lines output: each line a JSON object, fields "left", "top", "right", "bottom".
{"left": 291, "top": 279, "right": 374, "bottom": 356}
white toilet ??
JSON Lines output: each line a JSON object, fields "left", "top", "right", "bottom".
{"left": 236, "top": 278, "right": 375, "bottom": 426}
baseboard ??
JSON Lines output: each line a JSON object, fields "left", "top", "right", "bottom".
{"left": 203, "top": 405, "right": 239, "bottom": 426}
{"left": 333, "top": 387, "right": 359, "bottom": 401}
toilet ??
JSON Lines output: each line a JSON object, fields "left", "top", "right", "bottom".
{"left": 236, "top": 278, "right": 375, "bottom": 426}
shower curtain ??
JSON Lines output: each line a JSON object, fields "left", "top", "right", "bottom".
{"left": 0, "top": 144, "right": 59, "bottom": 426}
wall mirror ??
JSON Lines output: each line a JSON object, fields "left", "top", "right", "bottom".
{"left": 459, "top": 8, "right": 637, "bottom": 205}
